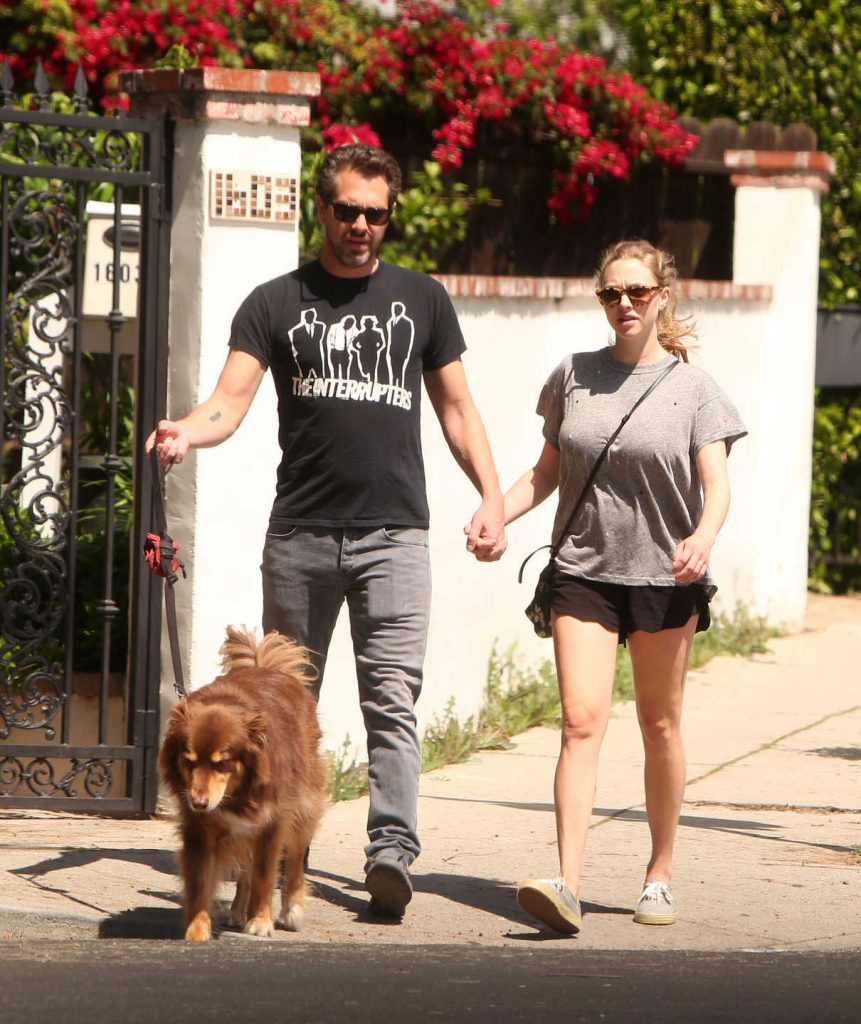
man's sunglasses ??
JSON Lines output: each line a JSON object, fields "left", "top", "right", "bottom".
{"left": 330, "top": 201, "right": 393, "bottom": 226}
{"left": 596, "top": 285, "right": 660, "bottom": 307}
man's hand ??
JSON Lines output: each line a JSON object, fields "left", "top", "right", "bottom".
{"left": 464, "top": 498, "right": 507, "bottom": 562}
{"left": 146, "top": 419, "right": 191, "bottom": 466}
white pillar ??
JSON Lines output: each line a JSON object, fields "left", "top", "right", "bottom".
{"left": 725, "top": 149, "right": 835, "bottom": 628}
{"left": 123, "top": 68, "right": 320, "bottom": 719}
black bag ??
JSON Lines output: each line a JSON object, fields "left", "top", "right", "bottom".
{"left": 524, "top": 557, "right": 555, "bottom": 639}
{"left": 519, "top": 359, "right": 678, "bottom": 639}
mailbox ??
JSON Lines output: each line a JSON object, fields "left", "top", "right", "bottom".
{"left": 82, "top": 201, "right": 140, "bottom": 319}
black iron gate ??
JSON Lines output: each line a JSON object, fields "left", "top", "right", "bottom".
{"left": 0, "top": 63, "right": 171, "bottom": 813}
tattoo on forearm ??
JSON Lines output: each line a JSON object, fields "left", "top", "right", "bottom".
{"left": 209, "top": 411, "right": 222, "bottom": 423}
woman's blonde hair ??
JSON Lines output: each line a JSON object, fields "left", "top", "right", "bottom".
{"left": 595, "top": 239, "right": 696, "bottom": 362}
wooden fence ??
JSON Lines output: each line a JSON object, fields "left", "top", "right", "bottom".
{"left": 391, "top": 118, "right": 818, "bottom": 280}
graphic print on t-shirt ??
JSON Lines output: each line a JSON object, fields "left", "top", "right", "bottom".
{"left": 290, "top": 301, "right": 416, "bottom": 410}
{"left": 288, "top": 308, "right": 327, "bottom": 378}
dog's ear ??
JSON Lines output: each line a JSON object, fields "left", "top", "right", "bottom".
{"left": 158, "top": 706, "right": 190, "bottom": 792}
{"left": 246, "top": 712, "right": 267, "bottom": 752}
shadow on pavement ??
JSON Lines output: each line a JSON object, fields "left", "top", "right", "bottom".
{"left": 599, "top": 807, "right": 856, "bottom": 856}
{"left": 306, "top": 867, "right": 377, "bottom": 920}
{"left": 307, "top": 867, "right": 436, "bottom": 926}
{"left": 99, "top": 906, "right": 181, "bottom": 940}
{"left": 7, "top": 849, "right": 180, "bottom": 924}
{"left": 595, "top": 808, "right": 783, "bottom": 831}
{"left": 421, "top": 794, "right": 554, "bottom": 814}
{"left": 10, "top": 848, "right": 177, "bottom": 879}
{"left": 810, "top": 745, "right": 861, "bottom": 761}
{"left": 307, "top": 864, "right": 630, "bottom": 938}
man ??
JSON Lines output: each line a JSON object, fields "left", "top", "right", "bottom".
{"left": 148, "top": 144, "right": 506, "bottom": 920}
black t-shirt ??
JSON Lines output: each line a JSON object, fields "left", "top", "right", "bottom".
{"left": 228, "top": 260, "right": 466, "bottom": 529}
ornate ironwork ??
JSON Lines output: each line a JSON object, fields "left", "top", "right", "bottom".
{"left": 0, "top": 62, "right": 139, "bottom": 177}
{"left": 1, "top": 59, "right": 171, "bottom": 810}
{"left": 1, "top": 175, "right": 76, "bottom": 740}
{"left": 0, "top": 115, "right": 140, "bottom": 175}
{"left": 0, "top": 754, "right": 113, "bottom": 798}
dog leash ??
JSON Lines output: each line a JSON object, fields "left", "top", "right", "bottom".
{"left": 143, "top": 446, "right": 188, "bottom": 699}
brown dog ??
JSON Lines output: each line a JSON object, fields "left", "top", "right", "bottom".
{"left": 159, "top": 626, "right": 328, "bottom": 941}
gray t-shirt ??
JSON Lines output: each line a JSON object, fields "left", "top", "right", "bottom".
{"left": 538, "top": 347, "right": 747, "bottom": 594}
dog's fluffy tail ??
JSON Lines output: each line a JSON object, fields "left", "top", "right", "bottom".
{"left": 219, "top": 625, "right": 316, "bottom": 684}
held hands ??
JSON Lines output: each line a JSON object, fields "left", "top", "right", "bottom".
{"left": 672, "top": 532, "right": 714, "bottom": 584}
{"left": 145, "top": 419, "right": 191, "bottom": 466}
{"left": 464, "top": 497, "right": 507, "bottom": 562}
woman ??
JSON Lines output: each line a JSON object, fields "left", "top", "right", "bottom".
{"left": 505, "top": 239, "right": 746, "bottom": 935}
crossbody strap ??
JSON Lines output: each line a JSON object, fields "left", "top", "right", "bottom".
{"left": 518, "top": 357, "right": 678, "bottom": 583}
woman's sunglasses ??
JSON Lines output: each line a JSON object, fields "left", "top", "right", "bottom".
{"left": 596, "top": 285, "right": 660, "bottom": 307}
{"left": 330, "top": 201, "right": 393, "bottom": 226}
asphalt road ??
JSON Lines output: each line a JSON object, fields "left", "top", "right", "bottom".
{"left": 0, "top": 940, "right": 858, "bottom": 1024}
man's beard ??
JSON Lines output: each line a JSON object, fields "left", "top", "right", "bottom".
{"left": 329, "top": 230, "right": 380, "bottom": 270}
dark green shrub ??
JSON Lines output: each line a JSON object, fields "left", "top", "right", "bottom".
{"left": 609, "top": 0, "right": 861, "bottom": 309}
{"left": 809, "top": 389, "right": 861, "bottom": 593}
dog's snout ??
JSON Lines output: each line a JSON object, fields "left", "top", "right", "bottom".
{"left": 189, "top": 791, "right": 211, "bottom": 811}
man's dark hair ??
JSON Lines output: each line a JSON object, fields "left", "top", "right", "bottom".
{"left": 316, "top": 144, "right": 403, "bottom": 208}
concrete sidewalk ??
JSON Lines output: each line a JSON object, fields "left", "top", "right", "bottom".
{"left": 1, "top": 593, "right": 859, "bottom": 950}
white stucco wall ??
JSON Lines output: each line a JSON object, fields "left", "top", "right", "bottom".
{"left": 159, "top": 120, "right": 293, "bottom": 732}
{"left": 730, "top": 185, "right": 822, "bottom": 624}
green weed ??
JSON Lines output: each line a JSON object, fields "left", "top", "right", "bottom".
{"left": 421, "top": 647, "right": 561, "bottom": 774}
{"left": 326, "top": 736, "right": 369, "bottom": 803}
{"left": 690, "top": 603, "right": 778, "bottom": 668}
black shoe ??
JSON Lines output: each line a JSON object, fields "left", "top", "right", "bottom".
{"left": 365, "top": 857, "right": 413, "bottom": 919}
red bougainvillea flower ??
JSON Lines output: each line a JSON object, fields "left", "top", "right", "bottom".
{"left": 2, "top": 0, "right": 697, "bottom": 221}
{"left": 322, "top": 122, "right": 382, "bottom": 150}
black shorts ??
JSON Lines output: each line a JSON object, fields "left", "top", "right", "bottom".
{"left": 550, "top": 572, "right": 711, "bottom": 644}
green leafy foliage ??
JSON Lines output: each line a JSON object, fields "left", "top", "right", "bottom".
{"left": 152, "top": 43, "right": 199, "bottom": 70}
{"left": 468, "top": 0, "right": 858, "bottom": 304}
{"left": 607, "top": 0, "right": 860, "bottom": 307}
{"left": 457, "top": 0, "right": 619, "bottom": 54}
{"left": 809, "top": 389, "right": 861, "bottom": 593}
{"left": 380, "top": 162, "right": 497, "bottom": 273}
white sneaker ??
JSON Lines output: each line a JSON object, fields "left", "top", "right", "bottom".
{"left": 634, "top": 880, "right": 678, "bottom": 925}
{"left": 516, "top": 877, "right": 581, "bottom": 935}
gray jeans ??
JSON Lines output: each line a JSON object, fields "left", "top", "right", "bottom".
{"left": 261, "top": 525, "right": 431, "bottom": 866}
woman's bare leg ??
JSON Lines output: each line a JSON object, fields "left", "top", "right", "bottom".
{"left": 551, "top": 614, "right": 619, "bottom": 896}
{"left": 627, "top": 614, "right": 698, "bottom": 882}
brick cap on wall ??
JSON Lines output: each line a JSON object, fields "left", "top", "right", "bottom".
{"left": 724, "top": 149, "right": 836, "bottom": 192}
{"left": 433, "top": 275, "right": 772, "bottom": 303}
{"left": 120, "top": 67, "right": 320, "bottom": 125}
